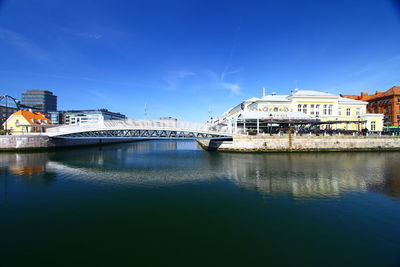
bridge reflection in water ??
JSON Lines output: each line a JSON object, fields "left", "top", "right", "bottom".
{"left": 0, "top": 141, "right": 399, "bottom": 199}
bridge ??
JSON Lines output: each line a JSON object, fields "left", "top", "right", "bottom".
{"left": 46, "top": 119, "right": 234, "bottom": 139}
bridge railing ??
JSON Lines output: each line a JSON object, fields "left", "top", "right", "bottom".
{"left": 46, "top": 119, "right": 232, "bottom": 136}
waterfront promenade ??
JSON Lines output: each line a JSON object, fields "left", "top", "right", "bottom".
{"left": 198, "top": 134, "right": 400, "bottom": 152}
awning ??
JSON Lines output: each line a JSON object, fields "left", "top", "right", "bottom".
{"left": 236, "top": 111, "right": 317, "bottom": 121}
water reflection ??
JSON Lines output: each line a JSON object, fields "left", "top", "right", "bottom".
{"left": 0, "top": 141, "right": 399, "bottom": 199}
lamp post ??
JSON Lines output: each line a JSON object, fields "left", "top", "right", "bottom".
{"left": 269, "top": 113, "right": 273, "bottom": 135}
{"left": 5, "top": 95, "right": 8, "bottom": 134}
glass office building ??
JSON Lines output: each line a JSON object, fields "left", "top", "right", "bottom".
{"left": 21, "top": 90, "right": 57, "bottom": 113}
{"left": 62, "top": 109, "right": 127, "bottom": 125}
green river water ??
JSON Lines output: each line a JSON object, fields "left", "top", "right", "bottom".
{"left": 0, "top": 141, "right": 399, "bottom": 266}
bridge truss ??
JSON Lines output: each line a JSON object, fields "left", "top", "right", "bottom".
{"left": 54, "top": 129, "right": 229, "bottom": 139}
{"left": 46, "top": 119, "right": 233, "bottom": 140}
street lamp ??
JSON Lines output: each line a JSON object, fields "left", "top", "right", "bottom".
{"left": 269, "top": 113, "right": 273, "bottom": 135}
{"left": 5, "top": 95, "right": 8, "bottom": 134}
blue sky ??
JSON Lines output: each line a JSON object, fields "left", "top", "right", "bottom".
{"left": 1, "top": 0, "right": 400, "bottom": 121}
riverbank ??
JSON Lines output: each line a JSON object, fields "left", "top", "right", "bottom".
{"left": 0, "top": 135, "right": 140, "bottom": 151}
{"left": 197, "top": 135, "right": 400, "bottom": 152}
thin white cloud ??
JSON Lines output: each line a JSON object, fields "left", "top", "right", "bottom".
{"left": 0, "top": 27, "right": 46, "bottom": 60}
{"left": 56, "top": 26, "right": 103, "bottom": 40}
{"left": 221, "top": 82, "right": 242, "bottom": 95}
{"left": 220, "top": 24, "right": 242, "bottom": 81}
{"left": 173, "top": 70, "right": 196, "bottom": 79}
{"left": 87, "top": 90, "right": 108, "bottom": 100}
{"left": 0, "top": 70, "right": 163, "bottom": 90}
{"left": 350, "top": 55, "right": 400, "bottom": 77}
{"left": 164, "top": 70, "right": 196, "bottom": 90}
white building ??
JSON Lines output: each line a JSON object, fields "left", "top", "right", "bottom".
{"left": 63, "top": 109, "right": 126, "bottom": 125}
{"left": 215, "top": 89, "right": 383, "bottom": 134}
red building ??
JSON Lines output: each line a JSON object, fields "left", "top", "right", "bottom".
{"left": 341, "top": 86, "right": 400, "bottom": 126}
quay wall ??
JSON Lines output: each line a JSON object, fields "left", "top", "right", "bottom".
{"left": 197, "top": 135, "right": 400, "bottom": 152}
{"left": 0, "top": 135, "right": 139, "bottom": 151}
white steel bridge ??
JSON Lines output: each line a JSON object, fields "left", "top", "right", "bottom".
{"left": 46, "top": 119, "right": 234, "bottom": 139}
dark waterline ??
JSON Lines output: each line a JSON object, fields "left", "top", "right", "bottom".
{"left": 1, "top": 141, "right": 400, "bottom": 266}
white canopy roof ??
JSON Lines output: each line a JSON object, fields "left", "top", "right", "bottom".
{"left": 236, "top": 111, "right": 317, "bottom": 120}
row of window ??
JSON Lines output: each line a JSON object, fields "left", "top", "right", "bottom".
{"left": 248, "top": 107, "right": 290, "bottom": 112}
{"left": 372, "top": 98, "right": 400, "bottom": 105}
{"left": 297, "top": 104, "right": 361, "bottom": 116}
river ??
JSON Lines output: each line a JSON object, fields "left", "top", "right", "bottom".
{"left": 0, "top": 141, "right": 399, "bottom": 266}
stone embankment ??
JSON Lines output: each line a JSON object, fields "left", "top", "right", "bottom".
{"left": 0, "top": 135, "right": 138, "bottom": 151}
{"left": 197, "top": 135, "right": 400, "bottom": 152}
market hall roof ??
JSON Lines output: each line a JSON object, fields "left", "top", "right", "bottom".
{"left": 291, "top": 90, "right": 337, "bottom": 97}
{"left": 244, "top": 90, "right": 341, "bottom": 103}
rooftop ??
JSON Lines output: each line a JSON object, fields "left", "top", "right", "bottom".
{"left": 291, "top": 90, "right": 336, "bottom": 96}
{"left": 338, "top": 97, "right": 368, "bottom": 104}
{"left": 341, "top": 86, "right": 400, "bottom": 101}
{"left": 10, "top": 110, "right": 53, "bottom": 125}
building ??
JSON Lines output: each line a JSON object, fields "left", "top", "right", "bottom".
{"left": 341, "top": 86, "right": 400, "bottom": 126}
{"left": 3, "top": 110, "right": 53, "bottom": 133}
{"left": 62, "top": 109, "right": 126, "bottom": 125}
{"left": 214, "top": 89, "right": 383, "bottom": 134}
{"left": 0, "top": 95, "right": 20, "bottom": 130}
{"left": 22, "top": 90, "right": 57, "bottom": 113}
{"left": 48, "top": 111, "right": 63, "bottom": 125}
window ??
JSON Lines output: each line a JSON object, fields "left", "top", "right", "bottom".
{"left": 323, "top": 104, "right": 327, "bottom": 115}
{"left": 338, "top": 108, "right": 342, "bottom": 116}
{"left": 328, "top": 105, "right": 333, "bottom": 115}
{"left": 371, "top": 121, "right": 376, "bottom": 131}
{"left": 274, "top": 107, "right": 278, "bottom": 112}
{"left": 356, "top": 108, "right": 360, "bottom": 115}
{"left": 385, "top": 107, "right": 389, "bottom": 113}
{"left": 298, "top": 104, "right": 302, "bottom": 112}
{"left": 310, "top": 104, "right": 315, "bottom": 115}
{"left": 303, "top": 104, "right": 307, "bottom": 114}
{"left": 398, "top": 98, "right": 400, "bottom": 102}
{"left": 346, "top": 108, "right": 351, "bottom": 116}
{"left": 315, "top": 104, "right": 320, "bottom": 116}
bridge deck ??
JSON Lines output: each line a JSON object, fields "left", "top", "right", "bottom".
{"left": 46, "top": 119, "right": 234, "bottom": 139}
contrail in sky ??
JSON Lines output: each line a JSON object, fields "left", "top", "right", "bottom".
{"left": 220, "top": 19, "right": 242, "bottom": 82}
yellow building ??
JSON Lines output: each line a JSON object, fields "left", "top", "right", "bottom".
{"left": 216, "top": 89, "right": 383, "bottom": 134}
{"left": 3, "top": 110, "right": 53, "bottom": 133}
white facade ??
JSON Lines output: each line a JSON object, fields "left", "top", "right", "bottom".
{"left": 63, "top": 109, "right": 126, "bottom": 125}
{"left": 215, "top": 89, "right": 384, "bottom": 133}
